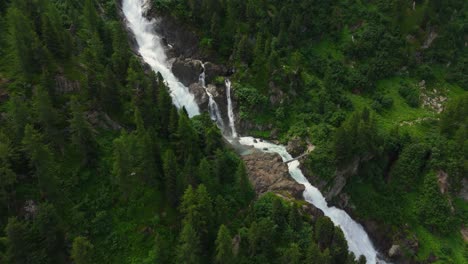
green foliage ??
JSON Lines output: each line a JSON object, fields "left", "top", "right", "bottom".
{"left": 418, "top": 173, "right": 455, "bottom": 235}
{"left": 71, "top": 236, "right": 94, "bottom": 264}
{"left": 398, "top": 83, "right": 420, "bottom": 108}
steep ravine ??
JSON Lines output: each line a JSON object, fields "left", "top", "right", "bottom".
{"left": 122, "top": 0, "right": 389, "bottom": 263}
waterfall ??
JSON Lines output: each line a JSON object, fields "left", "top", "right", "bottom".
{"left": 122, "top": 0, "right": 199, "bottom": 117}
{"left": 200, "top": 64, "right": 224, "bottom": 131}
{"left": 225, "top": 79, "right": 238, "bottom": 138}
{"left": 122, "top": 0, "right": 387, "bottom": 263}
{"left": 238, "top": 137, "right": 387, "bottom": 263}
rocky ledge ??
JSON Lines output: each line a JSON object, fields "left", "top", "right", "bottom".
{"left": 242, "top": 151, "right": 305, "bottom": 199}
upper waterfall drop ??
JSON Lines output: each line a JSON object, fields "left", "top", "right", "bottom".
{"left": 122, "top": 0, "right": 200, "bottom": 117}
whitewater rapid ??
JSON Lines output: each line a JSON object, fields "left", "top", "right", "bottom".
{"left": 122, "top": 0, "right": 386, "bottom": 263}
{"left": 238, "top": 137, "right": 386, "bottom": 263}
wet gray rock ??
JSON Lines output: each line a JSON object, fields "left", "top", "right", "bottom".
{"left": 171, "top": 58, "right": 203, "bottom": 87}
{"left": 204, "top": 62, "right": 228, "bottom": 84}
{"left": 188, "top": 82, "right": 209, "bottom": 111}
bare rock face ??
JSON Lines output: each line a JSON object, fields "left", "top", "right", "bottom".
{"left": 459, "top": 178, "right": 468, "bottom": 202}
{"left": 204, "top": 62, "right": 228, "bottom": 84}
{"left": 171, "top": 58, "right": 203, "bottom": 87}
{"left": 242, "top": 151, "right": 305, "bottom": 199}
{"left": 188, "top": 82, "right": 209, "bottom": 110}
{"left": 86, "top": 111, "right": 122, "bottom": 131}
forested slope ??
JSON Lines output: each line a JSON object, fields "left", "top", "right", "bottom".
{"left": 153, "top": 0, "right": 468, "bottom": 263}
{"left": 0, "top": 1, "right": 381, "bottom": 264}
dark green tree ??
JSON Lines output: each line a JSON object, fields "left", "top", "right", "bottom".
{"left": 71, "top": 236, "right": 94, "bottom": 264}
{"left": 69, "top": 97, "right": 97, "bottom": 166}
{"left": 176, "top": 223, "right": 201, "bottom": 264}
{"left": 215, "top": 225, "right": 233, "bottom": 263}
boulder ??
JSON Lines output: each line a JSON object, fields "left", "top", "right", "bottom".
{"left": 388, "top": 245, "right": 402, "bottom": 258}
{"left": 286, "top": 137, "right": 307, "bottom": 157}
{"left": 188, "top": 82, "right": 209, "bottom": 110}
{"left": 171, "top": 58, "right": 203, "bottom": 87}
{"left": 242, "top": 151, "right": 305, "bottom": 199}
{"left": 204, "top": 62, "right": 228, "bottom": 84}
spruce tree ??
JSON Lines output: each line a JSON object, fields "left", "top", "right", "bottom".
{"left": 22, "top": 125, "right": 58, "bottom": 199}
{"left": 69, "top": 97, "right": 97, "bottom": 166}
{"left": 163, "top": 149, "right": 179, "bottom": 205}
{"left": 176, "top": 223, "right": 201, "bottom": 264}
{"left": 71, "top": 236, "right": 94, "bottom": 264}
{"left": 32, "top": 85, "right": 58, "bottom": 143}
{"left": 215, "top": 225, "right": 233, "bottom": 264}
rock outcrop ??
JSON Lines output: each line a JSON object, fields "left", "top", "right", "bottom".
{"left": 86, "top": 111, "right": 122, "bottom": 131}
{"left": 188, "top": 82, "right": 209, "bottom": 110}
{"left": 171, "top": 58, "right": 203, "bottom": 87}
{"left": 242, "top": 151, "right": 305, "bottom": 199}
{"left": 286, "top": 137, "right": 307, "bottom": 157}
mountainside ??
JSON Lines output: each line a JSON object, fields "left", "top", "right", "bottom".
{"left": 0, "top": 0, "right": 466, "bottom": 264}
{"left": 151, "top": 0, "right": 468, "bottom": 263}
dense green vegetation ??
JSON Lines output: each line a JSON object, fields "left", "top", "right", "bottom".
{"left": 156, "top": 0, "right": 468, "bottom": 263}
{"left": 0, "top": 0, "right": 388, "bottom": 263}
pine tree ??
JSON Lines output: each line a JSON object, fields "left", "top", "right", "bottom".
{"left": 5, "top": 217, "right": 34, "bottom": 263}
{"left": 0, "top": 133, "right": 16, "bottom": 212}
{"left": 6, "top": 7, "right": 45, "bottom": 78}
{"left": 7, "top": 95, "right": 30, "bottom": 142}
{"left": 163, "top": 149, "right": 179, "bottom": 205}
{"left": 69, "top": 97, "right": 97, "bottom": 166}
{"left": 112, "top": 132, "right": 134, "bottom": 198}
{"left": 315, "top": 216, "right": 335, "bottom": 249}
{"left": 176, "top": 110, "right": 199, "bottom": 161}
{"left": 235, "top": 162, "right": 254, "bottom": 205}
{"left": 22, "top": 125, "right": 58, "bottom": 199}
{"left": 215, "top": 225, "right": 233, "bottom": 264}
{"left": 305, "top": 241, "right": 322, "bottom": 264}
{"left": 111, "top": 23, "right": 129, "bottom": 81}
{"left": 71, "top": 236, "right": 94, "bottom": 264}
{"left": 34, "top": 203, "right": 66, "bottom": 263}
{"left": 32, "top": 85, "right": 58, "bottom": 143}
{"left": 176, "top": 223, "right": 201, "bottom": 264}
{"left": 279, "top": 243, "right": 301, "bottom": 264}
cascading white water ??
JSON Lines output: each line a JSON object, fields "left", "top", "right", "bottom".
{"left": 199, "top": 64, "right": 224, "bottom": 131}
{"left": 122, "top": 0, "right": 199, "bottom": 117}
{"left": 225, "top": 79, "right": 238, "bottom": 138}
{"left": 122, "top": 0, "right": 386, "bottom": 263}
{"left": 238, "top": 137, "right": 387, "bottom": 263}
